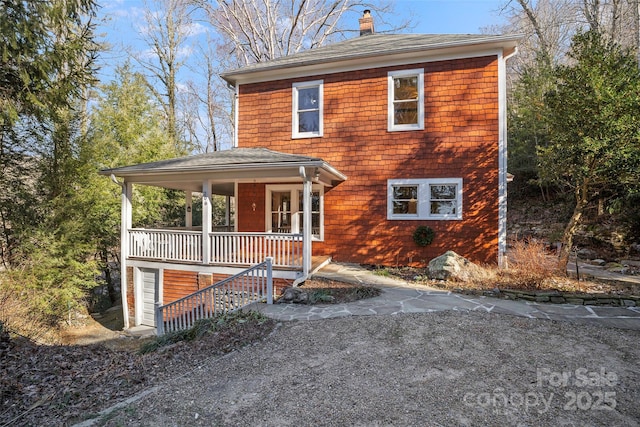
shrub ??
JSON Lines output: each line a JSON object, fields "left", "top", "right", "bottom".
{"left": 0, "top": 277, "right": 62, "bottom": 344}
{"left": 309, "top": 290, "right": 334, "bottom": 303}
{"left": 5, "top": 230, "right": 99, "bottom": 325}
{"left": 140, "top": 311, "right": 269, "bottom": 354}
{"left": 502, "top": 239, "right": 560, "bottom": 288}
{"left": 456, "top": 239, "right": 561, "bottom": 290}
{"left": 373, "top": 267, "right": 390, "bottom": 277}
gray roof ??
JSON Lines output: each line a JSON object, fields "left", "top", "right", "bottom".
{"left": 100, "top": 148, "right": 326, "bottom": 175}
{"left": 99, "top": 148, "right": 347, "bottom": 192}
{"left": 221, "top": 33, "right": 520, "bottom": 83}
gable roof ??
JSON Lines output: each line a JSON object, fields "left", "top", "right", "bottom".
{"left": 221, "top": 33, "right": 519, "bottom": 85}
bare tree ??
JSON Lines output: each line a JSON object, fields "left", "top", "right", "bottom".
{"left": 194, "top": 0, "right": 409, "bottom": 66}
{"left": 583, "top": 0, "right": 601, "bottom": 30}
{"left": 182, "top": 76, "right": 231, "bottom": 153}
{"left": 136, "top": 0, "right": 195, "bottom": 152}
{"left": 498, "top": 0, "right": 640, "bottom": 74}
{"left": 495, "top": 0, "right": 580, "bottom": 76}
{"left": 181, "top": 34, "right": 236, "bottom": 152}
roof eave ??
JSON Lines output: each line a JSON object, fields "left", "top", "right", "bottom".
{"left": 100, "top": 160, "right": 347, "bottom": 184}
{"left": 222, "top": 35, "right": 521, "bottom": 85}
{"left": 101, "top": 159, "right": 320, "bottom": 176}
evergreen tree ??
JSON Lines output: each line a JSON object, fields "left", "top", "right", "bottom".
{"left": 0, "top": 0, "right": 99, "bottom": 266}
{"left": 76, "top": 65, "right": 185, "bottom": 302}
{"left": 540, "top": 30, "right": 640, "bottom": 269}
{"left": 0, "top": 0, "right": 101, "bottom": 328}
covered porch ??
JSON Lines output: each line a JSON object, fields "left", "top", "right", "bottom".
{"left": 101, "top": 147, "right": 346, "bottom": 289}
{"left": 126, "top": 229, "right": 332, "bottom": 273}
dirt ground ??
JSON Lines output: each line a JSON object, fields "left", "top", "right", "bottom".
{"left": 5, "top": 278, "right": 638, "bottom": 427}
{"left": 94, "top": 311, "right": 640, "bottom": 427}
{"left": 1, "top": 313, "right": 276, "bottom": 427}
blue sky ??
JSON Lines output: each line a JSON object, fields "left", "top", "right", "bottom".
{"left": 94, "top": 0, "right": 507, "bottom": 145}
{"left": 396, "top": 0, "right": 506, "bottom": 33}
{"left": 97, "top": 0, "right": 507, "bottom": 81}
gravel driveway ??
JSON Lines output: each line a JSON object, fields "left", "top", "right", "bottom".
{"left": 93, "top": 311, "right": 640, "bottom": 427}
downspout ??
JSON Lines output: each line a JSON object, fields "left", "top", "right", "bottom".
{"left": 111, "top": 174, "right": 131, "bottom": 330}
{"left": 293, "top": 166, "right": 312, "bottom": 286}
{"left": 498, "top": 47, "right": 518, "bottom": 268}
{"left": 225, "top": 80, "right": 239, "bottom": 148}
{"left": 233, "top": 82, "right": 239, "bottom": 148}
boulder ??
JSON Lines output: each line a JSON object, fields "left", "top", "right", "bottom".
{"left": 577, "top": 248, "right": 598, "bottom": 260}
{"left": 621, "top": 259, "right": 640, "bottom": 268}
{"left": 427, "top": 251, "right": 479, "bottom": 281}
{"left": 278, "top": 287, "right": 309, "bottom": 304}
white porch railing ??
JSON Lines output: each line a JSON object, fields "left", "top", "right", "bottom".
{"left": 209, "top": 232, "right": 302, "bottom": 268}
{"left": 156, "top": 258, "right": 274, "bottom": 335}
{"left": 128, "top": 229, "right": 302, "bottom": 268}
{"left": 129, "top": 229, "right": 202, "bottom": 263}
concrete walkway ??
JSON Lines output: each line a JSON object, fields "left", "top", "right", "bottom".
{"left": 255, "top": 263, "right": 640, "bottom": 330}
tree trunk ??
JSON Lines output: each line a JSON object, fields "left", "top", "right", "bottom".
{"left": 558, "top": 190, "right": 588, "bottom": 272}
{"left": 100, "top": 249, "right": 118, "bottom": 304}
{"left": 635, "top": 0, "right": 640, "bottom": 69}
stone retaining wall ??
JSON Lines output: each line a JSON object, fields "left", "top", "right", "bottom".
{"left": 495, "top": 290, "right": 640, "bottom": 307}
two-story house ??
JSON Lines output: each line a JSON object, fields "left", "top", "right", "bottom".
{"left": 103, "top": 12, "right": 518, "bottom": 329}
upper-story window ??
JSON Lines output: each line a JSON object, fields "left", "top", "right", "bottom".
{"left": 292, "top": 80, "right": 323, "bottom": 138}
{"left": 388, "top": 69, "right": 424, "bottom": 132}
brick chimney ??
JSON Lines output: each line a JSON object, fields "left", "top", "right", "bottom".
{"left": 359, "top": 9, "right": 374, "bottom": 36}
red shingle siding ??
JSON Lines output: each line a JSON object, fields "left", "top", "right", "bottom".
{"left": 163, "top": 269, "right": 199, "bottom": 303}
{"left": 237, "top": 56, "right": 500, "bottom": 265}
{"left": 162, "top": 270, "right": 288, "bottom": 302}
{"left": 273, "top": 278, "right": 291, "bottom": 294}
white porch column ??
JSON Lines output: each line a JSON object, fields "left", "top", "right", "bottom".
{"left": 225, "top": 195, "right": 231, "bottom": 231}
{"left": 202, "top": 179, "right": 212, "bottom": 264}
{"left": 302, "top": 177, "right": 312, "bottom": 277}
{"left": 185, "top": 192, "right": 192, "bottom": 229}
{"left": 120, "top": 180, "right": 132, "bottom": 330}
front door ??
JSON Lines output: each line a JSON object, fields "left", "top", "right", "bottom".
{"left": 140, "top": 268, "right": 159, "bottom": 326}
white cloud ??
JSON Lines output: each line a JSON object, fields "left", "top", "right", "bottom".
{"left": 177, "top": 46, "right": 194, "bottom": 59}
{"left": 176, "top": 82, "right": 189, "bottom": 94}
{"left": 183, "top": 22, "right": 209, "bottom": 38}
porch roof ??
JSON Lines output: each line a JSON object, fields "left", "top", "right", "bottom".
{"left": 99, "top": 148, "right": 347, "bottom": 193}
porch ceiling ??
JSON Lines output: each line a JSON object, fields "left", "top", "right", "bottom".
{"left": 99, "top": 148, "right": 347, "bottom": 193}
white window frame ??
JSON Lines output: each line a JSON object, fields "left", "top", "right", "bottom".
{"left": 292, "top": 80, "right": 323, "bottom": 138}
{"left": 387, "top": 69, "right": 424, "bottom": 132}
{"left": 387, "top": 178, "right": 462, "bottom": 220}
{"left": 265, "top": 184, "right": 324, "bottom": 241}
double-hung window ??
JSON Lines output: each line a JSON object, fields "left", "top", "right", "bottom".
{"left": 292, "top": 80, "right": 323, "bottom": 138}
{"left": 388, "top": 69, "right": 424, "bottom": 131}
{"left": 387, "top": 178, "right": 462, "bottom": 220}
{"left": 266, "top": 184, "right": 324, "bottom": 240}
